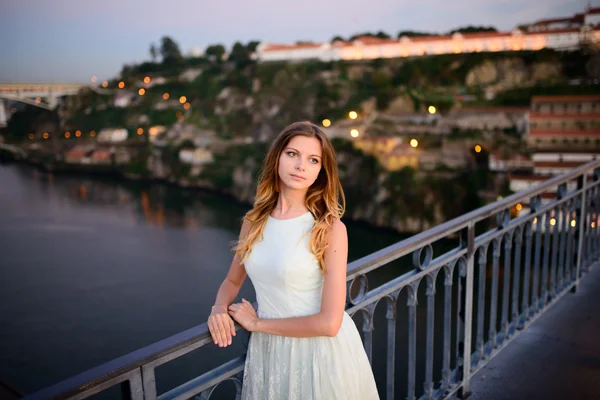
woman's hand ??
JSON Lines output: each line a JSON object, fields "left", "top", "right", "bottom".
{"left": 208, "top": 305, "right": 236, "bottom": 347}
{"left": 228, "top": 299, "right": 259, "bottom": 332}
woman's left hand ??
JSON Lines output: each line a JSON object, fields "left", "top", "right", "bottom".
{"left": 229, "top": 299, "right": 259, "bottom": 332}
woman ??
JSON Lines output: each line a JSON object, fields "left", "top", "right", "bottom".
{"left": 208, "top": 121, "right": 379, "bottom": 399}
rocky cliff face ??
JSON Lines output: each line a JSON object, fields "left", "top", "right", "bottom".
{"left": 465, "top": 58, "right": 562, "bottom": 91}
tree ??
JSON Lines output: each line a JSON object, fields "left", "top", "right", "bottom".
{"left": 160, "top": 36, "right": 183, "bottom": 65}
{"left": 149, "top": 43, "right": 157, "bottom": 62}
{"left": 397, "top": 30, "right": 435, "bottom": 38}
{"left": 229, "top": 41, "right": 250, "bottom": 64}
{"left": 448, "top": 26, "right": 497, "bottom": 35}
{"left": 331, "top": 35, "right": 345, "bottom": 42}
{"left": 205, "top": 44, "right": 226, "bottom": 61}
{"left": 375, "top": 31, "right": 391, "bottom": 39}
{"left": 247, "top": 41, "right": 261, "bottom": 53}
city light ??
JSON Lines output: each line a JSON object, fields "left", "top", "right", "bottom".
{"left": 410, "top": 139, "right": 418, "bottom": 148}
{"left": 65, "top": 132, "right": 71, "bottom": 138}
{"left": 179, "top": 96, "right": 187, "bottom": 104}
{"left": 75, "top": 130, "right": 81, "bottom": 137}
{"left": 516, "top": 203, "right": 522, "bottom": 211}
{"left": 592, "top": 222, "right": 596, "bottom": 228}
{"left": 138, "top": 88, "right": 146, "bottom": 96}
{"left": 163, "top": 93, "right": 170, "bottom": 100}
{"left": 28, "top": 134, "right": 35, "bottom": 140}
{"left": 475, "top": 145, "right": 482, "bottom": 153}
{"left": 91, "top": 76, "right": 97, "bottom": 83}
{"left": 118, "top": 81, "right": 125, "bottom": 89}
{"left": 102, "top": 81, "right": 108, "bottom": 88}
{"left": 428, "top": 106, "right": 437, "bottom": 114}
{"left": 550, "top": 218, "right": 556, "bottom": 226}
{"left": 43, "top": 133, "right": 49, "bottom": 139}
{"left": 35, "top": 97, "right": 41, "bottom": 103}
{"left": 90, "top": 130, "right": 96, "bottom": 137}
{"left": 184, "top": 102, "right": 191, "bottom": 110}
{"left": 350, "top": 129, "right": 359, "bottom": 138}
{"left": 571, "top": 220, "right": 576, "bottom": 227}
{"left": 137, "top": 128, "right": 144, "bottom": 135}
{"left": 349, "top": 111, "right": 358, "bottom": 120}
{"left": 144, "top": 76, "right": 151, "bottom": 84}
{"left": 533, "top": 218, "right": 538, "bottom": 224}
{"left": 322, "top": 119, "right": 331, "bottom": 127}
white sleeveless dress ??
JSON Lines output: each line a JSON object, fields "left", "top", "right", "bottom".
{"left": 241, "top": 212, "right": 380, "bottom": 400}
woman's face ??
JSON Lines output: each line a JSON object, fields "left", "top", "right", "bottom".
{"left": 278, "top": 135, "right": 323, "bottom": 191}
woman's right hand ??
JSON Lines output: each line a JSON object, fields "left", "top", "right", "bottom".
{"left": 208, "top": 305, "right": 236, "bottom": 347}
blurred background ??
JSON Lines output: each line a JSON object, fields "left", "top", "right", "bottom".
{"left": 0, "top": 0, "right": 599, "bottom": 397}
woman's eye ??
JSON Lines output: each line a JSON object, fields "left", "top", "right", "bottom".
{"left": 310, "top": 158, "right": 319, "bottom": 164}
{"left": 287, "top": 151, "right": 296, "bottom": 157}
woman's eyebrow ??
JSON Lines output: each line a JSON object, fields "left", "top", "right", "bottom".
{"left": 285, "top": 147, "right": 322, "bottom": 158}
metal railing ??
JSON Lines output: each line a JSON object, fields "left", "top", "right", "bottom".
{"left": 23, "top": 160, "right": 600, "bottom": 400}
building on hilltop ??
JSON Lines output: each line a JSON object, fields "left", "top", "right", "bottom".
{"left": 254, "top": 7, "right": 600, "bottom": 63}
{"left": 526, "top": 95, "right": 600, "bottom": 150}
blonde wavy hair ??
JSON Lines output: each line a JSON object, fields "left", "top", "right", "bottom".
{"left": 234, "top": 121, "right": 345, "bottom": 272}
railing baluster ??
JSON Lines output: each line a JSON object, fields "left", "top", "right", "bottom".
{"left": 141, "top": 365, "right": 157, "bottom": 400}
{"left": 574, "top": 174, "right": 588, "bottom": 288}
{"left": 565, "top": 200, "right": 576, "bottom": 285}
{"left": 541, "top": 210, "right": 552, "bottom": 307}
{"left": 550, "top": 206, "right": 561, "bottom": 298}
{"left": 558, "top": 202, "right": 568, "bottom": 291}
{"left": 385, "top": 291, "right": 400, "bottom": 400}
{"left": 475, "top": 246, "right": 487, "bottom": 360}
{"left": 441, "top": 264, "right": 454, "bottom": 392}
{"left": 532, "top": 208, "right": 544, "bottom": 314}
{"left": 361, "top": 303, "right": 377, "bottom": 365}
{"left": 407, "top": 284, "right": 418, "bottom": 400}
{"left": 521, "top": 221, "right": 533, "bottom": 328}
{"left": 121, "top": 369, "right": 144, "bottom": 400}
{"left": 423, "top": 274, "right": 436, "bottom": 400}
{"left": 489, "top": 238, "right": 501, "bottom": 348}
{"left": 511, "top": 228, "right": 522, "bottom": 333}
{"left": 501, "top": 232, "right": 513, "bottom": 341}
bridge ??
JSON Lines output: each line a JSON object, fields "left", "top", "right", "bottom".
{"left": 13, "top": 160, "right": 600, "bottom": 399}
{"left": 0, "top": 83, "right": 86, "bottom": 128}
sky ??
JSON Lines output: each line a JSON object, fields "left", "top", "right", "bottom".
{"left": 0, "top": 0, "right": 594, "bottom": 84}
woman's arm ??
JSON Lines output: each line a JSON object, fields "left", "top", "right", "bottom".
{"left": 230, "top": 219, "right": 348, "bottom": 338}
{"left": 208, "top": 220, "right": 249, "bottom": 347}
{"left": 212, "top": 219, "right": 250, "bottom": 309}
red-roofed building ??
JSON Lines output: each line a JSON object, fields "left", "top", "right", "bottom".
{"left": 254, "top": 8, "right": 599, "bottom": 63}
{"left": 527, "top": 96, "right": 600, "bottom": 150}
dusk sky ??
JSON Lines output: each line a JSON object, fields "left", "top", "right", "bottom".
{"left": 0, "top": 0, "right": 594, "bottom": 84}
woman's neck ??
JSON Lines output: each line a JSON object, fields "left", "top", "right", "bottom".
{"left": 273, "top": 188, "right": 308, "bottom": 217}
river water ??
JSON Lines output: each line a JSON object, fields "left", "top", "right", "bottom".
{"left": 0, "top": 162, "right": 411, "bottom": 396}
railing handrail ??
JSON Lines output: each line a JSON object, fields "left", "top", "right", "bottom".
{"left": 22, "top": 158, "right": 600, "bottom": 400}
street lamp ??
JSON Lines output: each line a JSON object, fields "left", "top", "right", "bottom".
{"left": 322, "top": 119, "right": 331, "bottom": 127}
{"left": 118, "top": 81, "right": 125, "bottom": 89}
{"left": 428, "top": 105, "right": 436, "bottom": 114}
{"left": 138, "top": 88, "right": 146, "bottom": 96}
{"left": 349, "top": 111, "right": 358, "bottom": 120}
{"left": 179, "top": 96, "right": 187, "bottom": 104}
{"left": 475, "top": 145, "right": 482, "bottom": 153}
{"left": 350, "top": 129, "right": 359, "bottom": 138}
{"left": 410, "top": 139, "right": 418, "bottom": 148}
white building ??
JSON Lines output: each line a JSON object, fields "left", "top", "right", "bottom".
{"left": 97, "top": 128, "right": 128, "bottom": 143}
{"left": 255, "top": 7, "right": 600, "bottom": 63}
